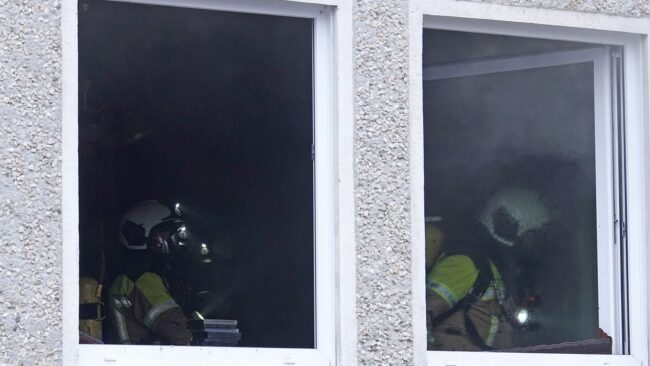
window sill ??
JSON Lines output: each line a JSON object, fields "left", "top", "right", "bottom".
{"left": 79, "top": 344, "right": 331, "bottom": 366}
{"left": 428, "top": 350, "right": 641, "bottom": 366}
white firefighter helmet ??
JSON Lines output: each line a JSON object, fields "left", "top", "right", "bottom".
{"left": 478, "top": 187, "right": 550, "bottom": 247}
{"left": 118, "top": 200, "right": 183, "bottom": 251}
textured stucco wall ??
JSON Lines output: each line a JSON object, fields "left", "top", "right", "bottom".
{"left": 0, "top": 0, "right": 63, "bottom": 365}
{"left": 354, "top": 0, "right": 413, "bottom": 365}
{"left": 463, "top": 0, "right": 650, "bottom": 17}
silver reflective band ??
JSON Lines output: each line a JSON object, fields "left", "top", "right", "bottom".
{"left": 112, "top": 296, "right": 132, "bottom": 309}
{"left": 485, "top": 314, "right": 499, "bottom": 347}
{"left": 143, "top": 299, "right": 179, "bottom": 328}
{"left": 112, "top": 308, "right": 130, "bottom": 344}
{"left": 482, "top": 286, "right": 496, "bottom": 301}
{"left": 428, "top": 282, "right": 458, "bottom": 308}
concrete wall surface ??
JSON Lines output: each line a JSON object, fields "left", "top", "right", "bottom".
{"left": 464, "top": 0, "right": 650, "bottom": 17}
{"left": 0, "top": 0, "right": 63, "bottom": 365}
{"left": 353, "top": 0, "right": 414, "bottom": 365}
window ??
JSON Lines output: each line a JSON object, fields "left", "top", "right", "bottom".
{"left": 64, "top": 0, "right": 341, "bottom": 364}
{"left": 416, "top": 9, "right": 648, "bottom": 366}
{"left": 424, "top": 31, "right": 617, "bottom": 352}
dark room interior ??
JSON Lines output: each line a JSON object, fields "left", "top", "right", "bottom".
{"left": 78, "top": 0, "right": 315, "bottom": 348}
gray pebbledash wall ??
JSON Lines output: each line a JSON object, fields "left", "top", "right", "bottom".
{"left": 354, "top": 0, "right": 414, "bottom": 365}
{"left": 0, "top": 0, "right": 648, "bottom": 365}
{"left": 0, "top": 0, "right": 63, "bottom": 365}
{"left": 466, "top": 0, "right": 650, "bottom": 17}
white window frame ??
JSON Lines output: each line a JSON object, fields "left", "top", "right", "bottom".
{"left": 409, "top": 1, "right": 650, "bottom": 366}
{"left": 62, "top": 0, "right": 356, "bottom": 365}
{"left": 424, "top": 45, "right": 620, "bottom": 351}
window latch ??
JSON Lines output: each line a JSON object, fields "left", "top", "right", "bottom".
{"left": 621, "top": 221, "right": 627, "bottom": 239}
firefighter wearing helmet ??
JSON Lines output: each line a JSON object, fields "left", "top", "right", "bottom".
{"left": 108, "top": 200, "right": 193, "bottom": 345}
{"left": 426, "top": 187, "right": 550, "bottom": 351}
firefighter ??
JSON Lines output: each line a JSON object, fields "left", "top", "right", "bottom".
{"left": 108, "top": 201, "right": 193, "bottom": 345}
{"left": 426, "top": 187, "right": 551, "bottom": 351}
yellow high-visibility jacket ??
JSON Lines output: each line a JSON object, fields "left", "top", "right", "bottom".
{"left": 108, "top": 272, "right": 192, "bottom": 345}
{"left": 426, "top": 254, "right": 513, "bottom": 351}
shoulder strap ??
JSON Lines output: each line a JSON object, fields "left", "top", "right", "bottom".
{"left": 429, "top": 252, "right": 494, "bottom": 315}
{"left": 432, "top": 249, "right": 495, "bottom": 350}
{"left": 461, "top": 252, "right": 494, "bottom": 350}
{"left": 462, "top": 251, "right": 492, "bottom": 307}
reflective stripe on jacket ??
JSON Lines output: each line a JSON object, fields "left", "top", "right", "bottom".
{"left": 426, "top": 254, "right": 510, "bottom": 349}
{"left": 108, "top": 272, "right": 191, "bottom": 345}
{"left": 426, "top": 254, "right": 506, "bottom": 308}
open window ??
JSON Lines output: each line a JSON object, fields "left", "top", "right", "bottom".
{"left": 421, "top": 21, "right": 645, "bottom": 366}
{"left": 74, "top": 0, "right": 336, "bottom": 364}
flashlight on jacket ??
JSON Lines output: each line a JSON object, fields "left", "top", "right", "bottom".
{"left": 514, "top": 293, "right": 542, "bottom": 330}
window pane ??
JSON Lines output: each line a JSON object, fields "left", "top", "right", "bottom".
{"left": 423, "top": 30, "right": 608, "bottom": 353}
{"left": 78, "top": 1, "right": 314, "bottom": 348}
